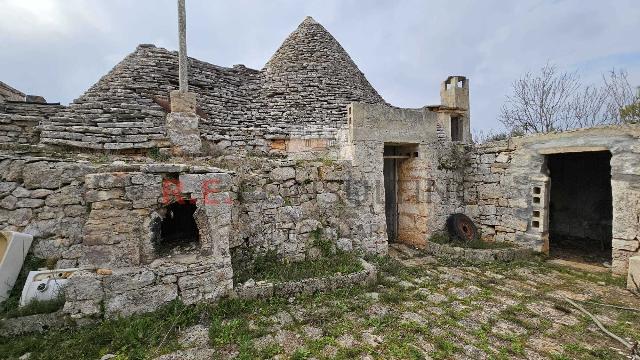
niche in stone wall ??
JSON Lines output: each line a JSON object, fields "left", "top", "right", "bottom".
{"left": 153, "top": 201, "right": 200, "bottom": 256}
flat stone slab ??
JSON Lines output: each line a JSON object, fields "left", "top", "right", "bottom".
{"left": 547, "top": 259, "right": 611, "bottom": 273}
{"left": 425, "top": 241, "right": 532, "bottom": 263}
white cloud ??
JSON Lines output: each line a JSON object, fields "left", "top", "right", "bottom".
{"left": 0, "top": 0, "right": 638, "bottom": 131}
{"left": 0, "top": 0, "right": 112, "bottom": 40}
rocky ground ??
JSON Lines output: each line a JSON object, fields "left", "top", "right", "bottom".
{"left": 154, "top": 245, "right": 640, "bottom": 360}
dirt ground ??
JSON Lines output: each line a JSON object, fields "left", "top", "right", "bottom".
{"left": 156, "top": 244, "right": 640, "bottom": 360}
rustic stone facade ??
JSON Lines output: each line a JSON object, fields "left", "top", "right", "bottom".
{"left": 463, "top": 126, "right": 640, "bottom": 275}
{"left": 2, "top": 15, "right": 640, "bottom": 323}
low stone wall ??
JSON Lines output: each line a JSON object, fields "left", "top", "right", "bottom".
{"left": 234, "top": 259, "right": 377, "bottom": 300}
{"left": 425, "top": 242, "right": 532, "bottom": 263}
{"left": 464, "top": 141, "right": 530, "bottom": 246}
{"left": 0, "top": 149, "right": 388, "bottom": 320}
{"left": 230, "top": 157, "right": 388, "bottom": 267}
{"left": 64, "top": 256, "right": 233, "bottom": 320}
{"left": 0, "top": 155, "right": 95, "bottom": 266}
{"left": 0, "top": 311, "right": 67, "bottom": 337}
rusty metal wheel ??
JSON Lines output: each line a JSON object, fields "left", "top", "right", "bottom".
{"left": 446, "top": 213, "right": 478, "bottom": 242}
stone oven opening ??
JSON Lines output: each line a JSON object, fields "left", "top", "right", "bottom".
{"left": 155, "top": 202, "right": 200, "bottom": 255}
{"left": 547, "top": 151, "right": 612, "bottom": 265}
{"left": 383, "top": 144, "right": 421, "bottom": 244}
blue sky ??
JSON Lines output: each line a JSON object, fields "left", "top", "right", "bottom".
{"left": 1, "top": 0, "right": 638, "bottom": 132}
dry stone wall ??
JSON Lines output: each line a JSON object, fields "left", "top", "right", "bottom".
{"left": 0, "top": 155, "right": 94, "bottom": 266}
{"left": 0, "top": 149, "right": 386, "bottom": 319}
{"left": 463, "top": 141, "right": 534, "bottom": 246}
{"left": 230, "top": 158, "right": 388, "bottom": 267}
{"left": 0, "top": 102, "right": 64, "bottom": 145}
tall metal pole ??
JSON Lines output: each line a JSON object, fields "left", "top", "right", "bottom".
{"left": 177, "top": 0, "right": 188, "bottom": 93}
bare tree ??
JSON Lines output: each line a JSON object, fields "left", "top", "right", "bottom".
{"left": 602, "top": 69, "right": 639, "bottom": 123}
{"left": 569, "top": 85, "right": 609, "bottom": 128}
{"left": 500, "top": 65, "right": 639, "bottom": 134}
{"left": 499, "top": 63, "right": 580, "bottom": 134}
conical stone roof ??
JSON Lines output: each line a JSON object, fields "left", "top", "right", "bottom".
{"left": 263, "top": 16, "right": 385, "bottom": 128}
{"left": 40, "top": 17, "right": 387, "bottom": 150}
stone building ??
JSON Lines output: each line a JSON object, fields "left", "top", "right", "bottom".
{"left": 1, "top": 17, "right": 638, "bottom": 319}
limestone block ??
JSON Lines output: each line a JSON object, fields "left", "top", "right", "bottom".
{"left": 85, "top": 189, "right": 124, "bottom": 203}
{"left": 295, "top": 167, "right": 319, "bottom": 183}
{"left": 179, "top": 173, "right": 232, "bottom": 199}
{"left": 0, "top": 195, "right": 17, "bottom": 209}
{"left": 22, "top": 162, "right": 61, "bottom": 189}
{"left": 103, "top": 269, "right": 156, "bottom": 294}
{"left": 7, "top": 208, "right": 32, "bottom": 226}
{"left": 125, "top": 185, "right": 161, "bottom": 201}
{"left": 85, "top": 173, "right": 131, "bottom": 189}
{"left": 165, "top": 112, "right": 202, "bottom": 155}
{"left": 140, "top": 164, "right": 189, "bottom": 173}
{"left": 478, "top": 183, "right": 501, "bottom": 199}
{"left": 15, "top": 198, "right": 44, "bottom": 208}
{"left": 613, "top": 239, "right": 639, "bottom": 252}
{"left": 11, "top": 187, "right": 31, "bottom": 198}
{"left": 317, "top": 192, "right": 339, "bottom": 207}
{"left": 270, "top": 167, "right": 296, "bottom": 182}
{"left": 31, "top": 189, "right": 53, "bottom": 198}
{"left": 64, "top": 271, "right": 104, "bottom": 302}
{"left": 170, "top": 90, "right": 196, "bottom": 114}
{"left": 495, "top": 153, "right": 510, "bottom": 163}
{"left": 501, "top": 214, "right": 528, "bottom": 232}
{"left": 0, "top": 181, "right": 17, "bottom": 195}
{"left": 105, "top": 283, "right": 178, "bottom": 318}
{"left": 131, "top": 173, "right": 162, "bottom": 185}
{"left": 43, "top": 185, "right": 82, "bottom": 207}
{"left": 612, "top": 181, "right": 640, "bottom": 240}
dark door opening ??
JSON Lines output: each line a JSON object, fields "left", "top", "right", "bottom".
{"left": 451, "top": 116, "right": 463, "bottom": 141}
{"left": 155, "top": 202, "right": 200, "bottom": 255}
{"left": 383, "top": 146, "right": 398, "bottom": 243}
{"left": 547, "top": 151, "right": 612, "bottom": 265}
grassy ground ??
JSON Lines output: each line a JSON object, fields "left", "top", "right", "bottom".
{"left": 233, "top": 248, "right": 364, "bottom": 284}
{"left": 429, "top": 232, "right": 515, "bottom": 249}
{"left": 2, "top": 252, "right": 639, "bottom": 360}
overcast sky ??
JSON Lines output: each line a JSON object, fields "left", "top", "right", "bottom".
{"left": 1, "top": 0, "right": 639, "bottom": 132}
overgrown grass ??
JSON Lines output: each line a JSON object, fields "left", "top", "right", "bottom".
{"left": 147, "top": 147, "right": 171, "bottom": 162}
{"left": 429, "top": 232, "right": 515, "bottom": 249}
{"left": 0, "top": 255, "right": 48, "bottom": 318}
{"left": 3, "top": 295, "right": 66, "bottom": 319}
{"left": 233, "top": 250, "right": 364, "bottom": 284}
{"left": 0, "top": 300, "right": 205, "bottom": 360}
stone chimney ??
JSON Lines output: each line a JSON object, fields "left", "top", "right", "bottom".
{"left": 438, "top": 76, "right": 471, "bottom": 143}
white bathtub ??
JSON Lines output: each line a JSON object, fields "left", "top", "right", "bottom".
{"left": 0, "top": 231, "right": 34, "bottom": 302}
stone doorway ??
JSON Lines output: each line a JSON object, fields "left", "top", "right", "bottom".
{"left": 547, "top": 151, "right": 613, "bottom": 265}
{"left": 383, "top": 144, "right": 421, "bottom": 244}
